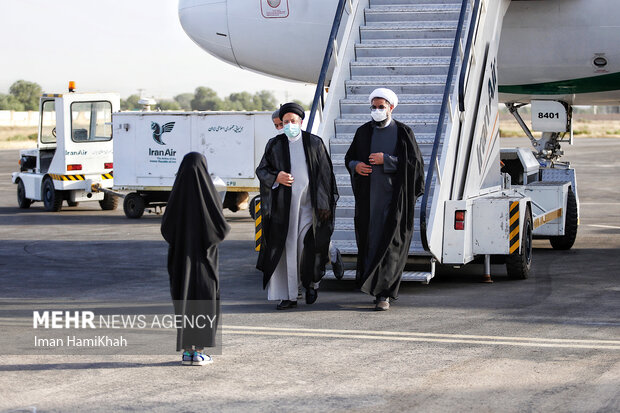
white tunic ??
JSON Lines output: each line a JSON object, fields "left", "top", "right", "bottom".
{"left": 267, "top": 134, "right": 314, "bottom": 301}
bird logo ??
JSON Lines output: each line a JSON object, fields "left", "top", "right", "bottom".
{"left": 151, "top": 121, "right": 175, "bottom": 145}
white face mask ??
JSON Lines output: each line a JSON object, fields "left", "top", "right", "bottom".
{"left": 371, "top": 108, "right": 388, "bottom": 122}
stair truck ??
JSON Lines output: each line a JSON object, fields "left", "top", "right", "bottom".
{"left": 307, "top": 0, "right": 578, "bottom": 282}
{"left": 12, "top": 83, "right": 120, "bottom": 211}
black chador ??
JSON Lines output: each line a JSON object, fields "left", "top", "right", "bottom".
{"left": 161, "top": 152, "right": 230, "bottom": 351}
{"left": 344, "top": 120, "right": 425, "bottom": 299}
{"left": 256, "top": 131, "right": 338, "bottom": 291}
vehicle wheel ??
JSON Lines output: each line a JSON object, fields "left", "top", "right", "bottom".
{"left": 67, "top": 201, "right": 79, "bottom": 207}
{"left": 16, "top": 179, "right": 32, "bottom": 209}
{"left": 99, "top": 193, "right": 118, "bottom": 211}
{"left": 550, "top": 189, "right": 578, "bottom": 250}
{"left": 123, "top": 192, "right": 145, "bottom": 219}
{"left": 42, "top": 177, "right": 63, "bottom": 212}
{"left": 249, "top": 195, "right": 260, "bottom": 220}
{"left": 506, "top": 205, "right": 532, "bottom": 279}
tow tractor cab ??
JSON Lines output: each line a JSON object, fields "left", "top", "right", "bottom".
{"left": 12, "top": 83, "right": 120, "bottom": 211}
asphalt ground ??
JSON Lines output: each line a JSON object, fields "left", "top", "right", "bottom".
{"left": 0, "top": 138, "right": 618, "bottom": 412}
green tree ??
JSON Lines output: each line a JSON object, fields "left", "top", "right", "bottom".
{"left": 157, "top": 100, "right": 181, "bottom": 111}
{"left": 254, "top": 90, "right": 278, "bottom": 111}
{"left": 174, "top": 93, "right": 194, "bottom": 111}
{"left": 293, "top": 99, "right": 310, "bottom": 111}
{"left": 0, "top": 94, "right": 25, "bottom": 111}
{"left": 191, "top": 87, "right": 222, "bottom": 110}
{"left": 9, "top": 80, "right": 42, "bottom": 111}
{"left": 121, "top": 94, "right": 141, "bottom": 110}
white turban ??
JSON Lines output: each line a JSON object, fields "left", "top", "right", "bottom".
{"left": 369, "top": 88, "right": 398, "bottom": 108}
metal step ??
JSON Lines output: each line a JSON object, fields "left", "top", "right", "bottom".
{"left": 365, "top": 5, "right": 462, "bottom": 23}
{"left": 335, "top": 113, "right": 440, "bottom": 134}
{"left": 355, "top": 39, "right": 454, "bottom": 58}
{"left": 340, "top": 93, "right": 443, "bottom": 114}
{"left": 360, "top": 21, "right": 457, "bottom": 40}
{"left": 323, "top": 269, "right": 433, "bottom": 283}
{"left": 345, "top": 77, "right": 449, "bottom": 95}
{"left": 370, "top": 0, "right": 463, "bottom": 6}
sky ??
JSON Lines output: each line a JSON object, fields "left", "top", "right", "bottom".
{"left": 0, "top": 0, "right": 316, "bottom": 103}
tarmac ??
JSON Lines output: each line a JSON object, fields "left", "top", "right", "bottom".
{"left": 0, "top": 138, "right": 618, "bottom": 412}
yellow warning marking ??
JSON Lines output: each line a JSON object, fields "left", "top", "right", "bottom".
{"left": 533, "top": 208, "right": 563, "bottom": 229}
{"left": 509, "top": 241, "right": 520, "bottom": 254}
{"left": 255, "top": 215, "right": 262, "bottom": 226}
{"left": 509, "top": 227, "right": 519, "bottom": 240}
{"left": 255, "top": 229, "right": 262, "bottom": 241}
{"left": 509, "top": 211, "right": 519, "bottom": 226}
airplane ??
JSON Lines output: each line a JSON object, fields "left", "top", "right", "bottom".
{"left": 178, "top": 0, "right": 620, "bottom": 106}
{"left": 177, "top": 0, "right": 614, "bottom": 279}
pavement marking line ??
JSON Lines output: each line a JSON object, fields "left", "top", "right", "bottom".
{"left": 589, "top": 224, "right": 620, "bottom": 229}
{"left": 223, "top": 330, "right": 620, "bottom": 350}
{"left": 223, "top": 325, "right": 620, "bottom": 349}
{"left": 223, "top": 325, "right": 620, "bottom": 345}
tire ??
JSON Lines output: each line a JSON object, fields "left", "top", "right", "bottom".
{"left": 16, "top": 179, "right": 32, "bottom": 209}
{"left": 123, "top": 192, "right": 145, "bottom": 219}
{"left": 506, "top": 205, "right": 532, "bottom": 280}
{"left": 99, "top": 193, "right": 118, "bottom": 211}
{"left": 249, "top": 195, "right": 260, "bottom": 220}
{"left": 42, "top": 177, "right": 63, "bottom": 212}
{"left": 550, "top": 189, "right": 578, "bottom": 250}
{"left": 67, "top": 201, "right": 79, "bottom": 207}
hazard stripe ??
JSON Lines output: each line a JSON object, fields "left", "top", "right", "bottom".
{"left": 101, "top": 172, "right": 114, "bottom": 180}
{"left": 50, "top": 174, "right": 85, "bottom": 181}
{"left": 509, "top": 201, "right": 520, "bottom": 254}
{"left": 255, "top": 201, "right": 262, "bottom": 252}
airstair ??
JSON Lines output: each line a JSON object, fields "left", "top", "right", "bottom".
{"left": 308, "top": 0, "right": 511, "bottom": 282}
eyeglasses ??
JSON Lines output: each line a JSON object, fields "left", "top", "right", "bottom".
{"left": 370, "top": 105, "right": 388, "bottom": 110}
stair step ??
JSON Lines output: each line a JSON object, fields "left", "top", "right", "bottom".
{"left": 355, "top": 39, "right": 454, "bottom": 57}
{"left": 361, "top": 21, "right": 457, "bottom": 40}
{"left": 330, "top": 132, "right": 437, "bottom": 146}
{"left": 350, "top": 58, "right": 450, "bottom": 76}
{"left": 345, "top": 77, "right": 450, "bottom": 95}
{"left": 323, "top": 269, "right": 433, "bottom": 283}
{"left": 331, "top": 240, "right": 430, "bottom": 256}
{"left": 340, "top": 93, "right": 443, "bottom": 114}
{"left": 365, "top": 5, "right": 462, "bottom": 23}
{"left": 335, "top": 113, "right": 440, "bottom": 134}
{"left": 370, "top": 0, "right": 463, "bottom": 6}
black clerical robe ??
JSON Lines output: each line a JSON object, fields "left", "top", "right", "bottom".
{"left": 161, "top": 152, "right": 230, "bottom": 350}
{"left": 344, "top": 120, "right": 425, "bottom": 298}
{"left": 256, "top": 131, "right": 338, "bottom": 289}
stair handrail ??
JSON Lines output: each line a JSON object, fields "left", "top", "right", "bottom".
{"left": 420, "top": 0, "right": 471, "bottom": 252}
{"left": 306, "top": 0, "right": 350, "bottom": 133}
{"left": 458, "top": 0, "right": 482, "bottom": 111}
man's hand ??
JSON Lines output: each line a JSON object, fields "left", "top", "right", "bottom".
{"left": 318, "top": 209, "right": 331, "bottom": 222}
{"left": 276, "top": 171, "right": 294, "bottom": 186}
{"left": 369, "top": 152, "right": 384, "bottom": 165}
{"left": 355, "top": 162, "right": 373, "bottom": 176}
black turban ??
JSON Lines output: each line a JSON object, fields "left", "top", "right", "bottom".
{"left": 279, "top": 102, "right": 305, "bottom": 121}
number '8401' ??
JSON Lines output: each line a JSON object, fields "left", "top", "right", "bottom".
{"left": 538, "top": 112, "right": 560, "bottom": 119}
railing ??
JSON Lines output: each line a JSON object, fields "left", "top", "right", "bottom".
{"left": 306, "top": 0, "right": 350, "bottom": 133}
{"left": 420, "top": 0, "right": 474, "bottom": 252}
{"left": 459, "top": 0, "right": 482, "bottom": 111}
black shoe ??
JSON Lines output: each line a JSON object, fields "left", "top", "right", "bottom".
{"left": 276, "top": 300, "right": 298, "bottom": 310}
{"left": 305, "top": 288, "right": 318, "bottom": 305}
{"left": 332, "top": 249, "right": 344, "bottom": 280}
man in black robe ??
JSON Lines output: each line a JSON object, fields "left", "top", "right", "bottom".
{"left": 256, "top": 102, "right": 338, "bottom": 310}
{"left": 344, "top": 88, "right": 425, "bottom": 311}
{"left": 161, "top": 152, "right": 230, "bottom": 365}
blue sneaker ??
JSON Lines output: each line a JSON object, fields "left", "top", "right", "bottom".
{"left": 182, "top": 351, "right": 193, "bottom": 366}
{"left": 192, "top": 351, "right": 213, "bottom": 366}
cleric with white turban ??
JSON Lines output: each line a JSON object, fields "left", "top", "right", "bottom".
{"left": 344, "top": 88, "right": 425, "bottom": 311}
